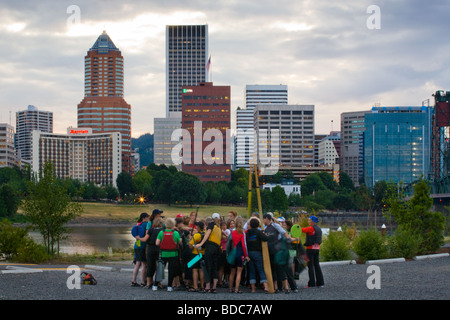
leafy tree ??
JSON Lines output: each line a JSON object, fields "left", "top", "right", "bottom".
{"left": 21, "top": 162, "right": 83, "bottom": 256}
{"left": 314, "top": 189, "right": 336, "bottom": 210}
{"left": 300, "top": 173, "right": 326, "bottom": 196}
{"left": 216, "top": 181, "right": 232, "bottom": 204}
{"left": 132, "top": 169, "right": 153, "bottom": 198}
{"left": 204, "top": 181, "right": 221, "bottom": 203}
{"left": 104, "top": 184, "right": 119, "bottom": 200}
{"left": 288, "top": 192, "right": 302, "bottom": 207}
{"left": 230, "top": 185, "right": 246, "bottom": 205}
{"left": 271, "top": 185, "right": 288, "bottom": 212}
{"left": 389, "top": 178, "right": 445, "bottom": 253}
{"left": 333, "top": 191, "right": 353, "bottom": 210}
{"left": 339, "top": 171, "right": 355, "bottom": 191}
{"left": 151, "top": 169, "right": 174, "bottom": 205}
{"left": 170, "top": 171, "right": 206, "bottom": 206}
{"left": 116, "top": 171, "right": 133, "bottom": 198}
{"left": 82, "top": 182, "right": 99, "bottom": 200}
{"left": 317, "top": 171, "right": 338, "bottom": 191}
{"left": 0, "top": 184, "right": 21, "bottom": 217}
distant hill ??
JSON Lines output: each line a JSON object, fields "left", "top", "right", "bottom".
{"left": 131, "top": 133, "right": 154, "bottom": 167}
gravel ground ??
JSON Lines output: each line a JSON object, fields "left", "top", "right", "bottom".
{"left": 1, "top": 256, "right": 448, "bottom": 302}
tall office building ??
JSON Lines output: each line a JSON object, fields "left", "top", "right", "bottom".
{"left": 318, "top": 132, "right": 341, "bottom": 166}
{"left": 235, "top": 85, "right": 288, "bottom": 169}
{"left": 154, "top": 25, "right": 209, "bottom": 167}
{"left": 254, "top": 104, "right": 314, "bottom": 176}
{"left": 153, "top": 117, "right": 183, "bottom": 169}
{"left": 364, "top": 106, "right": 432, "bottom": 188}
{"left": 245, "top": 85, "right": 288, "bottom": 109}
{"left": 181, "top": 82, "right": 231, "bottom": 182}
{"left": 0, "top": 123, "right": 18, "bottom": 168}
{"left": 77, "top": 31, "right": 132, "bottom": 174}
{"left": 340, "top": 110, "right": 370, "bottom": 186}
{"left": 166, "top": 25, "right": 209, "bottom": 117}
{"left": 15, "top": 105, "right": 53, "bottom": 164}
{"left": 31, "top": 128, "right": 121, "bottom": 187}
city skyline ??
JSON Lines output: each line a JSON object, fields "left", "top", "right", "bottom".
{"left": 0, "top": 1, "right": 449, "bottom": 138}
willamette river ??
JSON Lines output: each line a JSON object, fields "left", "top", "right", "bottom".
{"left": 29, "top": 226, "right": 135, "bottom": 255}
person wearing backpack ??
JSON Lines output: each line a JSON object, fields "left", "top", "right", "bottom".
{"left": 175, "top": 216, "right": 192, "bottom": 290}
{"left": 136, "top": 217, "right": 164, "bottom": 289}
{"left": 131, "top": 212, "right": 150, "bottom": 287}
{"left": 156, "top": 218, "right": 182, "bottom": 292}
{"left": 263, "top": 213, "right": 297, "bottom": 293}
{"left": 301, "top": 215, "right": 324, "bottom": 288}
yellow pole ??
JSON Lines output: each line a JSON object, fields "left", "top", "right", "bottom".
{"left": 253, "top": 164, "right": 274, "bottom": 293}
{"left": 248, "top": 163, "right": 253, "bottom": 219}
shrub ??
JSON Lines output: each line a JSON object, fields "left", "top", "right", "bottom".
{"left": 0, "top": 219, "right": 49, "bottom": 263}
{"left": 15, "top": 238, "right": 49, "bottom": 263}
{"left": 352, "top": 229, "right": 388, "bottom": 262}
{"left": 320, "top": 230, "right": 351, "bottom": 261}
{"left": 0, "top": 219, "right": 30, "bottom": 257}
{"left": 387, "top": 226, "right": 422, "bottom": 259}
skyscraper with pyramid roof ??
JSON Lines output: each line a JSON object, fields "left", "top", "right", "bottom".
{"left": 77, "top": 31, "right": 132, "bottom": 174}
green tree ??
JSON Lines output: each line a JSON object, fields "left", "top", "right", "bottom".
{"left": 216, "top": 181, "right": 232, "bottom": 204}
{"left": 21, "top": 162, "right": 83, "bottom": 256}
{"left": 271, "top": 185, "right": 289, "bottom": 212}
{"left": 132, "top": 169, "right": 153, "bottom": 198}
{"left": 300, "top": 173, "right": 326, "bottom": 196}
{"left": 151, "top": 169, "right": 174, "bottom": 205}
{"left": 317, "top": 171, "right": 338, "bottom": 191}
{"left": 170, "top": 171, "right": 206, "bottom": 206}
{"left": 116, "top": 171, "right": 133, "bottom": 198}
{"left": 389, "top": 178, "right": 445, "bottom": 253}
{"left": 339, "top": 171, "right": 355, "bottom": 191}
{"left": 104, "top": 184, "right": 119, "bottom": 200}
{"left": 230, "top": 185, "right": 246, "bottom": 205}
{"left": 0, "top": 184, "right": 21, "bottom": 217}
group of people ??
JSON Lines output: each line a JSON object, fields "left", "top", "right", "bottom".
{"left": 130, "top": 208, "right": 324, "bottom": 294}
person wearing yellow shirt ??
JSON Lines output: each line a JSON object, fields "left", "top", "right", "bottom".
{"left": 194, "top": 213, "right": 222, "bottom": 293}
{"left": 189, "top": 221, "right": 206, "bottom": 292}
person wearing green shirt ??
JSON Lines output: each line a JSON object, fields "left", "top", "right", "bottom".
{"left": 156, "top": 218, "right": 181, "bottom": 292}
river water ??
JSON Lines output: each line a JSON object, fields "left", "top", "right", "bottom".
{"left": 29, "top": 226, "right": 135, "bottom": 255}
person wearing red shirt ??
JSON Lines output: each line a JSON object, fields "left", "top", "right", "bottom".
{"left": 228, "top": 217, "right": 250, "bottom": 293}
{"left": 301, "top": 215, "right": 324, "bottom": 288}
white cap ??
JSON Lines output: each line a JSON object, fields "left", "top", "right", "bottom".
{"left": 276, "top": 217, "right": 286, "bottom": 222}
{"left": 212, "top": 213, "right": 220, "bottom": 220}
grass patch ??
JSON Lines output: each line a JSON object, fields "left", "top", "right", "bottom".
{"left": 44, "top": 248, "right": 134, "bottom": 265}
{"left": 76, "top": 202, "right": 249, "bottom": 222}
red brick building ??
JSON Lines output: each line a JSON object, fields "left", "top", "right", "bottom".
{"left": 181, "top": 82, "right": 231, "bottom": 182}
{"left": 77, "top": 31, "right": 132, "bottom": 174}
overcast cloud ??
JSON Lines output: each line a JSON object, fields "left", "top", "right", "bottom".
{"left": 0, "top": 0, "right": 449, "bottom": 137}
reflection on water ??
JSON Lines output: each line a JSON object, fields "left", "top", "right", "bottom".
{"left": 28, "top": 226, "right": 135, "bottom": 255}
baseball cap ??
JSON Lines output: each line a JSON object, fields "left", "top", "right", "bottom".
{"left": 152, "top": 209, "right": 163, "bottom": 215}
{"left": 176, "top": 213, "right": 184, "bottom": 218}
{"left": 276, "top": 217, "right": 286, "bottom": 222}
{"left": 310, "top": 215, "right": 319, "bottom": 223}
{"left": 212, "top": 213, "right": 220, "bottom": 220}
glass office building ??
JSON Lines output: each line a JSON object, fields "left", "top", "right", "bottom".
{"left": 364, "top": 106, "right": 432, "bottom": 188}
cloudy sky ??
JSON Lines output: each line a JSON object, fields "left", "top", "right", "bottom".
{"left": 0, "top": 0, "right": 449, "bottom": 138}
